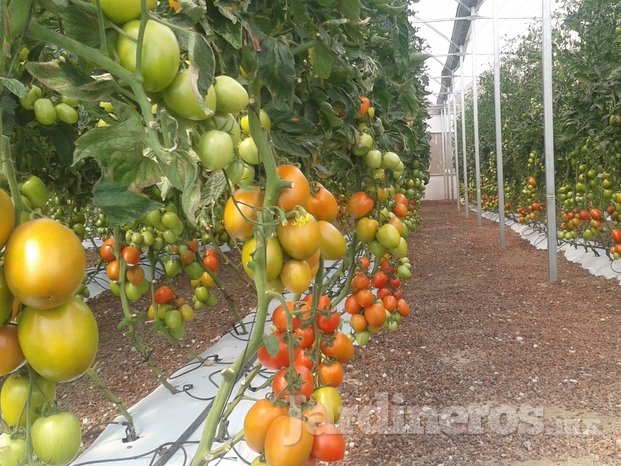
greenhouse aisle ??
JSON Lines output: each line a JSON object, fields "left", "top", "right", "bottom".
{"left": 337, "top": 200, "right": 621, "bottom": 466}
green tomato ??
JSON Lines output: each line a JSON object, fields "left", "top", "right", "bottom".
{"left": 390, "top": 237, "right": 407, "bottom": 259}
{"left": 213, "top": 75, "right": 248, "bottom": 114}
{"left": 205, "top": 111, "right": 241, "bottom": 145}
{"left": 237, "top": 137, "right": 259, "bottom": 165}
{"left": 184, "top": 261, "right": 203, "bottom": 281}
{"left": 0, "top": 433, "right": 26, "bottom": 466}
{"left": 60, "top": 95, "right": 80, "bottom": 107}
{"left": 355, "top": 330, "right": 370, "bottom": 346}
{"left": 117, "top": 20, "right": 180, "bottom": 93}
{"left": 197, "top": 130, "right": 235, "bottom": 170}
{"left": 0, "top": 369, "right": 56, "bottom": 427}
{"left": 54, "top": 103, "right": 79, "bottom": 124}
{"left": 100, "top": 0, "right": 157, "bottom": 24}
{"left": 164, "top": 309, "right": 183, "bottom": 330}
{"left": 162, "top": 70, "right": 217, "bottom": 120}
{"left": 381, "top": 151, "right": 400, "bottom": 170}
{"left": 19, "top": 85, "right": 42, "bottom": 110}
{"left": 165, "top": 259, "right": 182, "bottom": 277}
{"left": 376, "top": 223, "right": 401, "bottom": 249}
{"left": 31, "top": 412, "right": 82, "bottom": 466}
{"left": 363, "top": 149, "right": 382, "bottom": 169}
{"left": 34, "top": 98, "right": 57, "bottom": 125}
{"left": 19, "top": 175, "right": 49, "bottom": 209}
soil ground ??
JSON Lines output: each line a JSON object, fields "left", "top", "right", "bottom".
{"left": 9, "top": 199, "right": 621, "bottom": 466}
{"left": 337, "top": 200, "right": 621, "bottom": 466}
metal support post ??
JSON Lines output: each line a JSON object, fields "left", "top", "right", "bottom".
{"left": 493, "top": 0, "right": 506, "bottom": 247}
{"left": 471, "top": 6, "right": 483, "bottom": 226}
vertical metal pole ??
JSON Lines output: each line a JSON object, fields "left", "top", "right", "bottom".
{"left": 542, "top": 0, "right": 558, "bottom": 282}
{"left": 471, "top": 6, "right": 483, "bottom": 226}
{"left": 446, "top": 103, "right": 455, "bottom": 202}
{"left": 452, "top": 88, "right": 461, "bottom": 213}
{"left": 441, "top": 106, "right": 448, "bottom": 199}
{"left": 460, "top": 46, "right": 469, "bottom": 218}
{"left": 493, "top": 0, "right": 506, "bottom": 248}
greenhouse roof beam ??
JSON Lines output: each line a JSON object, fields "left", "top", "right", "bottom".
{"left": 437, "top": 0, "right": 486, "bottom": 106}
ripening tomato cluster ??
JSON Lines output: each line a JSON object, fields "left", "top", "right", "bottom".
{"left": 0, "top": 188, "right": 94, "bottom": 466}
{"left": 225, "top": 165, "right": 347, "bottom": 296}
{"left": 247, "top": 293, "right": 351, "bottom": 465}
{"left": 344, "top": 256, "right": 410, "bottom": 345}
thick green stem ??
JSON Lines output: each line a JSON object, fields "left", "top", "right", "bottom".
{"left": 0, "top": 135, "right": 28, "bottom": 224}
{"left": 332, "top": 232, "right": 360, "bottom": 307}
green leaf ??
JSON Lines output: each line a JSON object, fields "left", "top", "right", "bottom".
{"left": 211, "top": 9, "right": 242, "bottom": 49}
{"left": 263, "top": 333, "right": 280, "bottom": 357}
{"left": 272, "top": 131, "right": 319, "bottom": 158}
{"left": 7, "top": 0, "right": 33, "bottom": 41}
{"left": 338, "top": 0, "right": 359, "bottom": 22}
{"left": 309, "top": 45, "right": 334, "bottom": 80}
{"left": 159, "top": 149, "right": 201, "bottom": 224}
{"left": 93, "top": 180, "right": 163, "bottom": 227}
{"left": 188, "top": 32, "right": 215, "bottom": 110}
{"left": 25, "top": 60, "right": 121, "bottom": 101}
{"left": 1, "top": 94, "right": 17, "bottom": 136}
{"left": 257, "top": 36, "right": 295, "bottom": 109}
{"left": 0, "top": 78, "right": 27, "bottom": 99}
{"left": 45, "top": 123, "right": 77, "bottom": 167}
{"left": 178, "top": 0, "right": 206, "bottom": 23}
{"left": 74, "top": 108, "right": 145, "bottom": 168}
{"left": 62, "top": 6, "right": 101, "bottom": 48}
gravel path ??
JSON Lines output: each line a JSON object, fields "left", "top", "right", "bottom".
{"left": 338, "top": 200, "right": 621, "bottom": 466}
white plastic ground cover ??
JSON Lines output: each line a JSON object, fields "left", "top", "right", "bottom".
{"left": 481, "top": 210, "right": 621, "bottom": 283}
{"left": 72, "top": 258, "right": 346, "bottom": 466}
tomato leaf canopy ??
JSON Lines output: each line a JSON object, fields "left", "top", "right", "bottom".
{"left": 93, "top": 181, "right": 163, "bottom": 226}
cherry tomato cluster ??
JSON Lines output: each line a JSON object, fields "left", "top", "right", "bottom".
{"left": 247, "top": 293, "right": 350, "bottom": 465}
{"left": 19, "top": 84, "right": 80, "bottom": 126}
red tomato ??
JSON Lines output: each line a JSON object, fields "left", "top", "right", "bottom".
{"left": 100, "top": 237, "right": 116, "bottom": 262}
{"left": 121, "top": 246, "right": 140, "bottom": 266}
{"left": 154, "top": 285, "right": 175, "bottom": 304}
{"left": 272, "top": 302, "right": 301, "bottom": 333}
{"left": 311, "top": 424, "right": 345, "bottom": 462}
{"left": 257, "top": 332, "right": 300, "bottom": 370}
{"left": 317, "top": 309, "right": 340, "bottom": 334}
{"left": 347, "top": 192, "right": 374, "bottom": 219}
{"left": 272, "top": 365, "right": 314, "bottom": 403}
{"left": 294, "top": 325, "right": 316, "bottom": 349}
{"left": 294, "top": 348, "right": 315, "bottom": 370}
{"left": 320, "top": 332, "right": 354, "bottom": 364}
{"left": 318, "top": 361, "right": 344, "bottom": 387}
{"left": 306, "top": 182, "right": 339, "bottom": 223}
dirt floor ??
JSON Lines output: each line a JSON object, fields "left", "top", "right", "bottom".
{"left": 12, "top": 199, "right": 621, "bottom": 466}
{"left": 337, "top": 201, "right": 621, "bottom": 466}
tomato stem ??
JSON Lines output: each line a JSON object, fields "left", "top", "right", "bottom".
{"left": 86, "top": 365, "right": 135, "bottom": 437}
